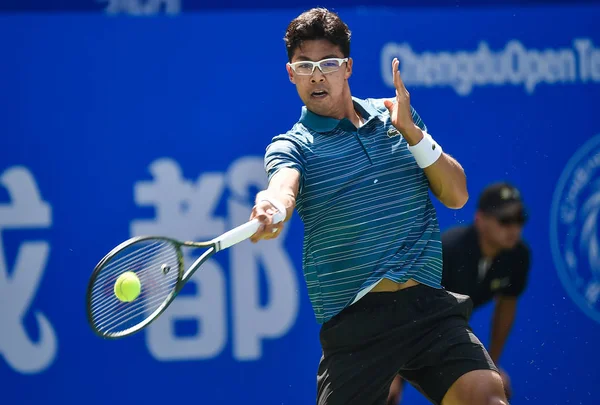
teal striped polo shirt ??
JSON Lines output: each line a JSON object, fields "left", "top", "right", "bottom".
{"left": 264, "top": 97, "right": 443, "bottom": 324}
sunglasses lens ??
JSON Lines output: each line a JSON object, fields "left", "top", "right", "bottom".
{"left": 498, "top": 215, "right": 526, "bottom": 226}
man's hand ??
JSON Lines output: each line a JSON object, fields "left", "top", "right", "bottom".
{"left": 383, "top": 57, "right": 424, "bottom": 146}
{"left": 381, "top": 58, "right": 468, "bottom": 209}
{"left": 248, "top": 168, "right": 300, "bottom": 243}
{"left": 249, "top": 199, "right": 285, "bottom": 243}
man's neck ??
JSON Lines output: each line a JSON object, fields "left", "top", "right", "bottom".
{"left": 332, "top": 86, "right": 362, "bottom": 128}
{"left": 475, "top": 226, "right": 501, "bottom": 259}
{"left": 479, "top": 237, "right": 501, "bottom": 259}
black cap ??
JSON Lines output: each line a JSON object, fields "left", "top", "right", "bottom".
{"left": 477, "top": 182, "right": 527, "bottom": 222}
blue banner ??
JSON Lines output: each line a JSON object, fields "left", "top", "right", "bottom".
{"left": 2, "top": 0, "right": 597, "bottom": 13}
{"left": 1, "top": 5, "right": 599, "bottom": 405}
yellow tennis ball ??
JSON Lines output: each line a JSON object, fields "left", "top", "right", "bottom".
{"left": 114, "top": 271, "right": 141, "bottom": 303}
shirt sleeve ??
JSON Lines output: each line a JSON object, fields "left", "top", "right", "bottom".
{"left": 500, "top": 244, "right": 532, "bottom": 297}
{"left": 264, "top": 135, "right": 306, "bottom": 193}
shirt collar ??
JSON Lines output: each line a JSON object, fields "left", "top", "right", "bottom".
{"left": 299, "top": 97, "right": 380, "bottom": 133}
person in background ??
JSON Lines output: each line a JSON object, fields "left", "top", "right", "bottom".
{"left": 388, "top": 182, "right": 531, "bottom": 404}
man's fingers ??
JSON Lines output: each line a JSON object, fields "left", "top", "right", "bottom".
{"left": 264, "top": 222, "right": 284, "bottom": 239}
{"left": 249, "top": 215, "right": 284, "bottom": 243}
{"left": 383, "top": 99, "right": 394, "bottom": 112}
{"left": 392, "top": 58, "right": 400, "bottom": 89}
{"left": 392, "top": 58, "right": 406, "bottom": 92}
{"left": 250, "top": 221, "right": 265, "bottom": 241}
{"left": 253, "top": 227, "right": 280, "bottom": 242}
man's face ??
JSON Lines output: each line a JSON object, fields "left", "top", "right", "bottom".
{"left": 478, "top": 209, "right": 525, "bottom": 250}
{"left": 286, "top": 39, "right": 352, "bottom": 117}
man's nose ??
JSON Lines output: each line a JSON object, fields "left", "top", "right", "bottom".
{"left": 310, "top": 67, "right": 326, "bottom": 83}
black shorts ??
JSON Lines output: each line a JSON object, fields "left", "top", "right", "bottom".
{"left": 316, "top": 284, "right": 497, "bottom": 405}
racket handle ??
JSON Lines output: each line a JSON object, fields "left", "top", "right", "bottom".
{"left": 213, "top": 208, "right": 286, "bottom": 251}
{"left": 213, "top": 219, "right": 261, "bottom": 251}
{"left": 271, "top": 207, "right": 286, "bottom": 224}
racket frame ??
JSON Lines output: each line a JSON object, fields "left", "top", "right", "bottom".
{"left": 86, "top": 217, "right": 272, "bottom": 339}
{"left": 86, "top": 235, "right": 216, "bottom": 339}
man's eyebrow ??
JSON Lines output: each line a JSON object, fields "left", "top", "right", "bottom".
{"left": 293, "top": 54, "right": 342, "bottom": 62}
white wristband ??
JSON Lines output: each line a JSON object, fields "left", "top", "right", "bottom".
{"left": 407, "top": 132, "right": 443, "bottom": 168}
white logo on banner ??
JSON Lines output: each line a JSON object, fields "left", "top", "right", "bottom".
{"left": 0, "top": 166, "right": 56, "bottom": 374}
{"left": 102, "top": 0, "right": 181, "bottom": 15}
{"left": 381, "top": 38, "right": 600, "bottom": 95}
{"left": 131, "top": 157, "right": 299, "bottom": 361}
{"left": 551, "top": 134, "right": 600, "bottom": 324}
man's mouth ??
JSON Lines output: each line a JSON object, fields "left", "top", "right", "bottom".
{"left": 311, "top": 90, "right": 328, "bottom": 98}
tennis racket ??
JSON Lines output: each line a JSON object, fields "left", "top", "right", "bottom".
{"left": 86, "top": 211, "right": 284, "bottom": 339}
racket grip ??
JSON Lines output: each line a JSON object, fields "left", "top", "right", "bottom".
{"left": 213, "top": 219, "right": 262, "bottom": 251}
{"left": 271, "top": 207, "right": 286, "bottom": 224}
{"left": 214, "top": 201, "right": 287, "bottom": 251}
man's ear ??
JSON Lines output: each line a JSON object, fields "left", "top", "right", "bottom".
{"left": 474, "top": 210, "right": 487, "bottom": 227}
{"left": 345, "top": 58, "right": 353, "bottom": 80}
{"left": 286, "top": 63, "right": 296, "bottom": 84}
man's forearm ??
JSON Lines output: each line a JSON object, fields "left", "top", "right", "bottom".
{"left": 423, "top": 154, "right": 468, "bottom": 209}
{"left": 403, "top": 126, "right": 469, "bottom": 209}
{"left": 489, "top": 297, "right": 518, "bottom": 363}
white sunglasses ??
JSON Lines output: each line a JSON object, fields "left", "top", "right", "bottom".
{"left": 288, "top": 57, "right": 349, "bottom": 76}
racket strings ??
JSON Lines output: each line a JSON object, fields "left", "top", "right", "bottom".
{"left": 91, "top": 254, "right": 174, "bottom": 324}
{"left": 89, "top": 239, "right": 180, "bottom": 336}
{"left": 91, "top": 240, "right": 177, "bottom": 309}
{"left": 91, "top": 242, "right": 178, "bottom": 334}
{"left": 90, "top": 242, "right": 176, "bottom": 330}
{"left": 93, "top": 250, "right": 178, "bottom": 329}
{"left": 90, "top": 240, "right": 167, "bottom": 300}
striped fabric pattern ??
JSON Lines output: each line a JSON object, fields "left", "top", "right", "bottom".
{"left": 264, "top": 97, "right": 443, "bottom": 324}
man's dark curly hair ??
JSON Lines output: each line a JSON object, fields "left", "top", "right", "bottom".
{"left": 283, "top": 8, "right": 351, "bottom": 62}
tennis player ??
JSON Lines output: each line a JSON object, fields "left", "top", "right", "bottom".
{"left": 387, "top": 182, "right": 530, "bottom": 404}
{"left": 249, "top": 8, "right": 509, "bottom": 405}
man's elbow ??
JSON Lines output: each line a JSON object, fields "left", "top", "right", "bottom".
{"left": 443, "top": 189, "right": 469, "bottom": 209}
